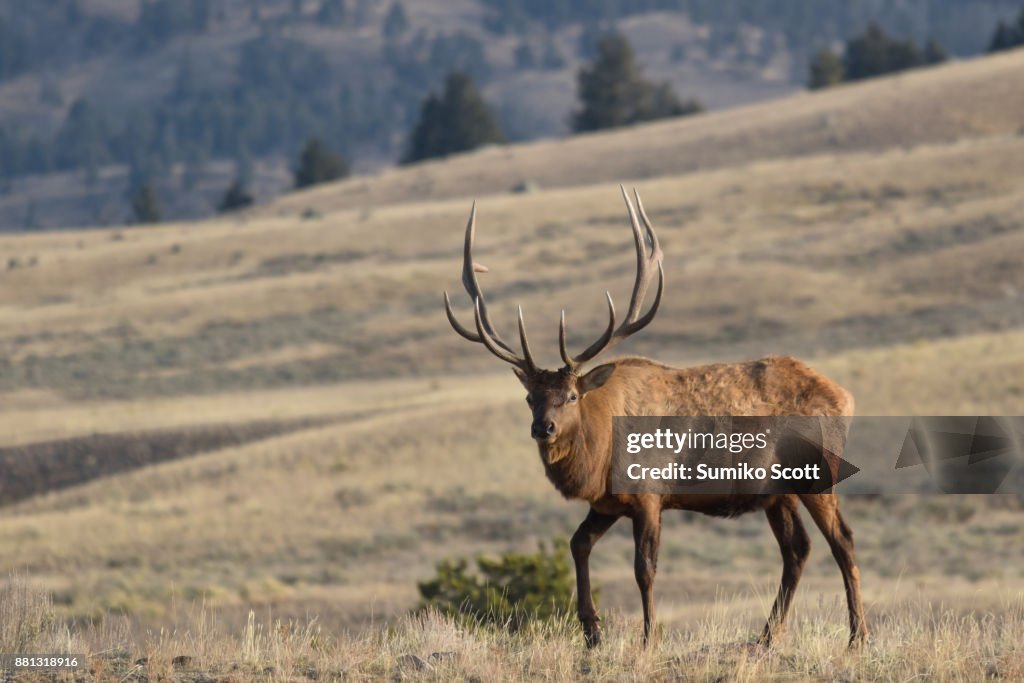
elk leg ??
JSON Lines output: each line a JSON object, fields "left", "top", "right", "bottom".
{"left": 799, "top": 494, "right": 868, "bottom": 647}
{"left": 758, "top": 496, "right": 811, "bottom": 647}
{"left": 571, "top": 508, "right": 619, "bottom": 648}
{"left": 632, "top": 503, "right": 662, "bottom": 646}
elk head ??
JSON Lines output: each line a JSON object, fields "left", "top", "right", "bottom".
{"left": 443, "top": 187, "right": 665, "bottom": 450}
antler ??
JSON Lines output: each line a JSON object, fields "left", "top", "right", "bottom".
{"left": 559, "top": 186, "right": 664, "bottom": 371}
{"left": 443, "top": 203, "right": 539, "bottom": 374}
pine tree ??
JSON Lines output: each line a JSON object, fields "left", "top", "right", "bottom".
{"left": 572, "top": 33, "right": 701, "bottom": 133}
{"left": 989, "top": 20, "right": 1015, "bottom": 52}
{"left": 219, "top": 179, "right": 254, "bottom": 212}
{"left": 514, "top": 40, "right": 536, "bottom": 69}
{"left": 132, "top": 183, "right": 161, "bottom": 224}
{"left": 843, "top": 22, "right": 922, "bottom": 81}
{"left": 807, "top": 47, "right": 843, "bottom": 89}
{"left": 843, "top": 23, "right": 893, "bottom": 80}
{"left": 0, "top": 16, "right": 31, "bottom": 81}
{"left": 988, "top": 11, "right": 1024, "bottom": 53}
{"left": 404, "top": 93, "right": 443, "bottom": 163}
{"left": 294, "top": 137, "right": 349, "bottom": 188}
{"left": 403, "top": 72, "right": 504, "bottom": 164}
{"left": 383, "top": 1, "right": 409, "bottom": 39}
{"left": 182, "top": 146, "right": 207, "bottom": 191}
{"left": 639, "top": 82, "right": 701, "bottom": 124}
{"left": 573, "top": 33, "right": 645, "bottom": 132}
{"left": 55, "top": 98, "right": 110, "bottom": 172}
{"left": 316, "top": 0, "right": 346, "bottom": 27}
{"left": 887, "top": 38, "right": 923, "bottom": 71}
{"left": 923, "top": 38, "right": 947, "bottom": 65}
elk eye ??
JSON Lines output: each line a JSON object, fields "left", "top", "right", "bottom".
{"left": 567, "top": 392, "right": 578, "bottom": 403}
{"left": 525, "top": 395, "right": 534, "bottom": 406}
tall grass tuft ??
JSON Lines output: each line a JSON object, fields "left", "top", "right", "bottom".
{"left": 0, "top": 573, "right": 56, "bottom": 653}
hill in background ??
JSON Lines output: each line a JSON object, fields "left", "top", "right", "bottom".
{"left": 1, "top": 0, "right": 1023, "bottom": 229}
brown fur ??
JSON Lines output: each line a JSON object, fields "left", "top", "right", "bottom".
{"left": 516, "top": 354, "right": 866, "bottom": 649}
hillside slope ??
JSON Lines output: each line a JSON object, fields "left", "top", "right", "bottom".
{"left": 3, "top": 124, "right": 1023, "bottom": 401}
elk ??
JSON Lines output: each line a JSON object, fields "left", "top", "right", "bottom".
{"left": 443, "top": 187, "right": 867, "bottom": 649}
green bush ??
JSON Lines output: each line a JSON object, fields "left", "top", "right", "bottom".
{"left": 416, "top": 540, "right": 581, "bottom": 631}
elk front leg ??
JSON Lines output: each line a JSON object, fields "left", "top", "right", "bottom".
{"left": 758, "top": 495, "right": 811, "bottom": 647}
{"left": 570, "top": 508, "right": 619, "bottom": 648}
{"left": 632, "top": 501, "right": 662, "bottom": 646}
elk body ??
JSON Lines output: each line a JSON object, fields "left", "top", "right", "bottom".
{"left": 443, "top": 188, "right": 867, "bottom": 649}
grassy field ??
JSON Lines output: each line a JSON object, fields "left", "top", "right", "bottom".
{"left": 1, "top": 50, "right": 1024, "bottom": 680}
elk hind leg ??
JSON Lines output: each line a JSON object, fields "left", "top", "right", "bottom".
{"left": 632, "top": 504, "right": 662, "bottom": 646}
{"left": 759, "top": 495, "right": 811, "bottom": 647}
{"left": 800, "top": 494, "right": 867, "bottom": 646}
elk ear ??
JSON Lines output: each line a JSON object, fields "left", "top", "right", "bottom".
{"left": 512, "top": 367, "right": 530, "bottom": 388}
{"left": 579, "top": 364, "right": 615, "bottom": 395}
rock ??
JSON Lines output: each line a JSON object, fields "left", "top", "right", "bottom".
{"left": 511, "top": 179, "right": 540, "bottom": 194}
{"left": 396, "top": 654, "right": 433, "bottom": 672}
{"left": 429, "top": 651, "right": 457, "bottom": 663}
{"left": 172, "top": 655, "right": 193, "bottom": 668}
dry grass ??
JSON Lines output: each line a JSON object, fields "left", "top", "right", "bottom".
{"left": 0, "top": 575, "right": 85, "bottom": 663}
{"left": 4, "top": 584, "right": 1023, "bottom": 681}
{"left": 0, "top": 333, "right": 1020, "bottom": 639}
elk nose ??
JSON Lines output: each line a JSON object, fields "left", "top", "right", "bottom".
{"left": 532, "top": 420, "right": 556, "bottom": 440}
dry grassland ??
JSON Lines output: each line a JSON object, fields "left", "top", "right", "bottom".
{"left": 1, "top": 51, "right": 1024, "bottom": 680}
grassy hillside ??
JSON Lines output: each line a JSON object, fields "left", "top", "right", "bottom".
{"left": 0, "top": 52, "right": 1023, "bottom": 680}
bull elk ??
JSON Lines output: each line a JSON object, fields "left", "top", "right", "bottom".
{"left": 443, "top": 187, "right": 867, "bottom": 648}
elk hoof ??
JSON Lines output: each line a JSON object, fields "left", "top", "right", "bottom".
{"left": 582, "top": 620, "right": 602, "bottom": 648}
{"left": 744, "top": 640, "right": 770, "bottom": 655}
